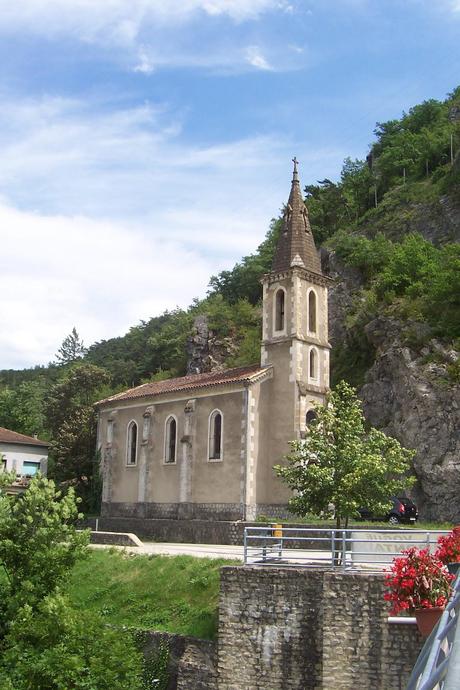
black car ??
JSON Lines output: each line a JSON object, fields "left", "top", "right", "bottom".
{"left": 358, "top": 496, "right": 418, "bottom": 525}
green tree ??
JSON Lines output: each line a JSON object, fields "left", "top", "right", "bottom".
{"left": 340, "top": 157, "right": 374, "bottom": 220}
{"left": 55, "top": 327, "right": 87, "bottom": 365}
{"left": 0, "top": 380, "right": 48, "bottom": 438}
{"left": 44, "top": 364, "right": 110, "bottom": 507}
{"left": 0, "top": 475, "right": 88, "bottom": 628}
{"left": 0, "top": 475, "right": 143, "bottom": 689}
{"left": 275, "top": 381, "right": 415, "bottom": 528}
{"left": 0, "top": 593, "right": 143, "bottom": 690}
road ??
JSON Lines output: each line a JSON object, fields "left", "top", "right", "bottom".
{"left": 91, "top": 541, "right": 342, "bottom": 566}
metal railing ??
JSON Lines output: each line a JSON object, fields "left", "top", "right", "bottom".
{"left": 243, "top": 526, "right": 450, "bottom": 570}
{"left": 405, "top": 571, "right": 460, "bottom": 690}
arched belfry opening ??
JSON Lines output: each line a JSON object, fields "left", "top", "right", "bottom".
{"left": 308, "top": 290, "right": 317, "bottom": 333}
{"left": 275, "top": 288, "right": 285, "bottom": 332}
{"left": 309, "top": 348, "right": 318, "bottom": 380}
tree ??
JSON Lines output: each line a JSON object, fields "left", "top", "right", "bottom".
{"left": 275, "top": 381, "right": 415, "bottom": 528}
{"left": 55, "top": 327, "right": 87, "bottom": 364}
{"left": 0, "top": 475, "right": 143, "bottom": 689}
{"left": 0, "top": 475, "right": 88, "bottom": 628}
{"left": 44, "top": 364, "right": 110, "bottom": 508}
{"left": 0, "top": 380, "right": 48, "bottom": 438}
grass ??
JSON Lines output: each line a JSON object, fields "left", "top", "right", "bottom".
{"left": 67, "top": 549, "right": 236, "bottom": 640}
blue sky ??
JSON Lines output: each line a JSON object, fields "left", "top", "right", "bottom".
{"left": 0, "top": 0, "right": 459, "bottom": 369}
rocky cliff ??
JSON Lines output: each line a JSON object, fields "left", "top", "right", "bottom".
{"left": 186, "top": 315, "right": 237, "bottom": 375}
{"left": 325, "top": 245, "right": 460, "bottom": 522}
{"left": 360, "top": 318, "right": 460, "bottom": 521}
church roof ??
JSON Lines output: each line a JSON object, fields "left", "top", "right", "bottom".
{"left": 96, "top": 364, "right": 271, "bottom": 407}
{"left": 0, "top": 427, "right": 49, "bottom": 448}
{"left": 271, "top": 158, "right": 322, "bottom": 274}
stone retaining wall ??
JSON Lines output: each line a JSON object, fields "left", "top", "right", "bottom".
{"left": 139, "top": 631, "right": 217, "bottom": 690}
{"left": 130, "top": 567, "right": 423, "bottom": 690}
{"left": 82, "top": 516, "right": 336, "bottom": 549}
{"left": 86, "top": 530, "right": 142, "bottom": 547}
{"left": 217, "top": 567, "right": 423, "bottom": 690}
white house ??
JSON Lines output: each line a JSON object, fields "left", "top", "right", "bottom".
{"left": 0, "top": 426, "right": 49, "bottom": 485}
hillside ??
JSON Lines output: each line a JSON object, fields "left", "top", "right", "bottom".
{"left": 1, "top": 86, "right": 459, "bottom": 520}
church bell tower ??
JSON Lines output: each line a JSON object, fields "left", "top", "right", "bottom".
{"left": 261, "top": 158, "right": 331, "bottom": 439}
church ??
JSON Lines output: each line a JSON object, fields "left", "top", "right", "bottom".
{"left": 96, "top": 160, "right": 331, "bottom": 521}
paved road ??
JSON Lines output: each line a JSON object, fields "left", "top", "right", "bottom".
{"left": 91, "top": 541, "right": 338, "bottom": 566}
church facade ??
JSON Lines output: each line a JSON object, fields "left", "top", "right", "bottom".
{"left": 96, "top": 161, "right": 331, "bottom": 521}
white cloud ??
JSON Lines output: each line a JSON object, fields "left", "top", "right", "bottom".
{"left": 0, "top": 0, "right": 283, "bottom": 40}
{"left": 0, "top": 92, "right": 347, "bottom": 368}
{"left": 134, "top": 47, "right": 155, "bottom": 74}
{"left": 245, "top": 46, "right": 272, "bottom": 70}
{"left": 0, "top": 0, "right": 304, "bottom": 74}
{"left": 0, "top": 203, "right": 213, "bottom": 369}
{"left": 0, "top": 94, "right": 284, "bottom": 221}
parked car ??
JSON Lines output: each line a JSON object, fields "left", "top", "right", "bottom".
{"left": 357, "top": 496, "right": 418, "bottom": 525}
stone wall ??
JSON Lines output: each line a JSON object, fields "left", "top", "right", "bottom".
{"left": 101, "top": 501, "right": 245, "bottom": 521}
{"left": 217, "top": 566, "right": 423, "bottom": 690}
{"left": 82, "top": 516, "right": 336, "bottom": 549}
{"left": 321, "top": 572, "right": 420, "bottom": 690}
{"left": 218, "top": 567, "right": 324, "bottom": 689}
{"left": 139, "top": 631, "right": 217, "bottom": 690}
{"left": 84, "top": 516, "right": 246, "bottom": 544}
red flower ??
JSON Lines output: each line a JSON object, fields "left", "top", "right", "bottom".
{"left": 383, "top": 547, "right": 453, "bottom": 615}
{"left": 435, "top": 530, "right": 460, "bottom": 565}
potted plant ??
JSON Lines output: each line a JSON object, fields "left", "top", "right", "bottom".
{"left": 384, "top": 546, "right": 453, "bottom": 637}
{"left": 435, "top": 527, "right": 460, "bottom": 576}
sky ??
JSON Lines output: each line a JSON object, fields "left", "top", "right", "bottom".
{"left": 1, "top": 0, "right": 459, "bottom": 370}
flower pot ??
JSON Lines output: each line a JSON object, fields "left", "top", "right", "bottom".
{"left": 447, "top": 562, "right": 460, "bottom": 576}
{"left": 414, "top": 607, "right": 444, "bottom": 637}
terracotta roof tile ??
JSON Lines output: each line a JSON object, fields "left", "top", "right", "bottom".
{"left": 0, "top": 427, "right": 49, "bottom": 447}
{"left": 96, "top": 364, "right": 271, "bottom": 407}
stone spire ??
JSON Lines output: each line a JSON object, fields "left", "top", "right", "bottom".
{"left": 271, "top": 158, "right": 322, "bottom": 274}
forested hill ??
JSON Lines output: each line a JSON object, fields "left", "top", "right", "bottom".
{"left": 0, "top": 87, "right": 459, "bottom": 514}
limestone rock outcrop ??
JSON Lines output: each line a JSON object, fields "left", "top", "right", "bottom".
{"left": 186, "top": 315, "right": 238, "bottom": 375}
{"left": 321, "top": 248, "right": 362, "bottom": 348}
{"left": 360, "top": 317, "right": 460, "bottom": 521}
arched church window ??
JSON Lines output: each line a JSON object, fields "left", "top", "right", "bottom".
{"left": 308, "top": 290, "right": 317, "bottom": 334}
{"left": 208, "top": 410, "right": 223, "bottom": 461}
{"left": 164, "top": 416, "right": 177, "bottom": 464}
{"left": 275, "top": 288, "right": 285, "bottom": 332}
{"left": 126, "top": 421, "right": 138, "bottom": 465}
{"left": 309, "top": 348, "right": 318, "bottom": 380}
{"left": 306, "top": 409, "right": 317, "bottom": 426}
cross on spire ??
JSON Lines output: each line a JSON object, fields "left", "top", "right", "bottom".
{"left": 292, "top": 156, "right": 299, "bottom": 181}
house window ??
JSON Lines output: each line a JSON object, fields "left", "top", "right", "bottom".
{"left": 165, "top": 416, "right": 177, "bottom": 464}
{"left": 22, "top": 461, "right": 41, "bottom": 477}
{"left": 308, "top": 290, "right": 317, "bottom": 334}
{"left": 126, "top": 421, "right": 138, "bottom": 465}
{"left": 208, "top": 410, "right": 223, "bottom": 461}
{"left": 309, "top": 348, "right": 318, "bottom": 380}
{"left": 275, "top": 288, "right": 285, "bottom": 332}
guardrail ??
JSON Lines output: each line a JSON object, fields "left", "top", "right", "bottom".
{"left": 405, "top": 571, "right": 460, "bottom": 690}
{"left": 243, "top": 526, "right": 450, "bottom": 570}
